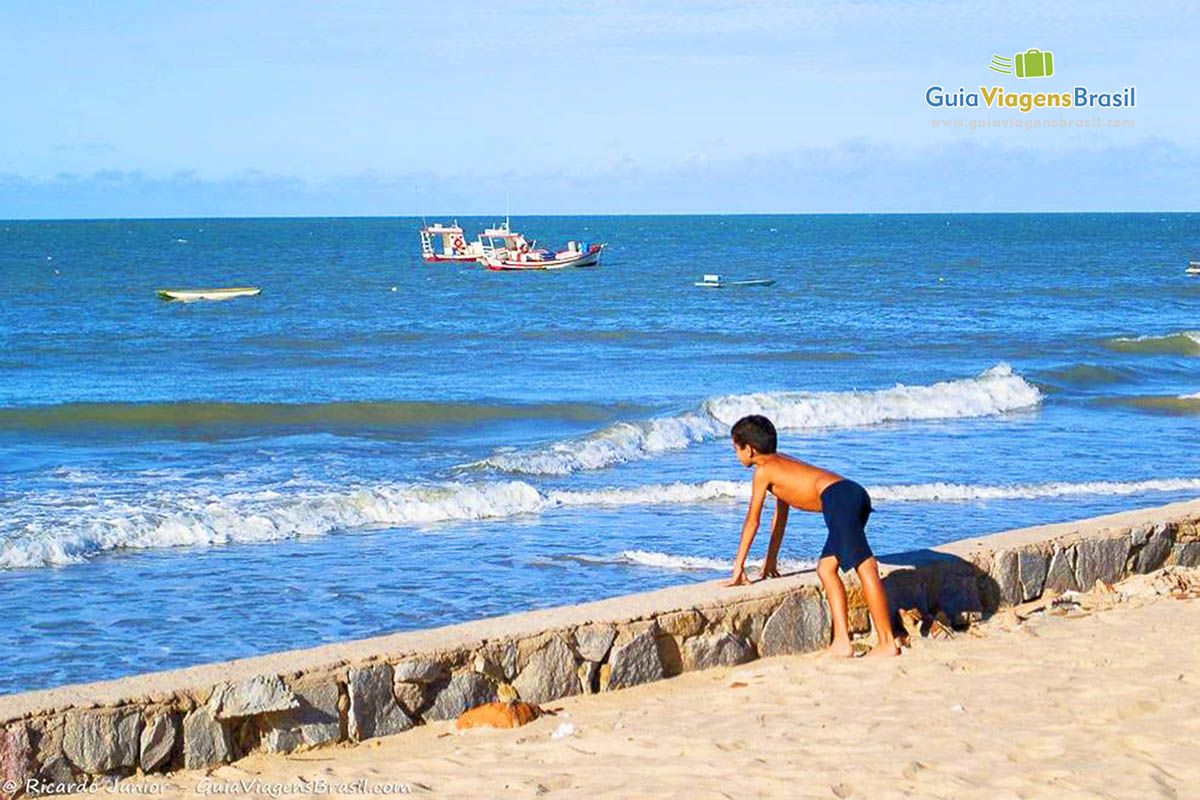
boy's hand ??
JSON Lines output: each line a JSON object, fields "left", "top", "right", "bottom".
{"left": 721, "top": 568, "right": 751, "bottom": 587}
{"left": 758, "top": 563, "right": 781, "bottom": 580}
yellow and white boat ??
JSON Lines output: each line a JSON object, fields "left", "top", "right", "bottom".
{"left": 155, "top": 287, "right": 262, "bottom": 302}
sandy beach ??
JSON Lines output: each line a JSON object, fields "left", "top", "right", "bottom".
{"left": 69, "top": 568, "right": 1198, "bottom": 800}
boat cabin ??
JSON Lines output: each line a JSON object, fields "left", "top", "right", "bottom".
{"left": 419, "top": 222, "right": 481, "bottom": 262}
{"left": 478, "top": 221, "right": 535, "bottom": 261}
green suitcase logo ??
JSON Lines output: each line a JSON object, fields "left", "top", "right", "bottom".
{"left": 1015, "top": 48, "right": 1053, "bottom": 78}
{"left": 988, "top": 49, "right": 1055, "bottom": 78}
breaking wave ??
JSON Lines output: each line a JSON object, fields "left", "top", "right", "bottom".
{"left": 474, "top": 365, "right": 1042, "bottom": 475}
{"left": 0, "top": 480, "right": 747, "bottom": 570}
{"left": 6, "top": 472, "right": 1198, "bottom": 570}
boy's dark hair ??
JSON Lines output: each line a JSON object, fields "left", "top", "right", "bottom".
{"left": 731, "top": 415, "right": 777, "bottom": 454}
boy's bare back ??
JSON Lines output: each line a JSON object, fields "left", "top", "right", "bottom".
{"left": 752, "top": 453, "right": 843, "bottom": 512}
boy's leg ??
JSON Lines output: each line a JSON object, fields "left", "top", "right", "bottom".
{"left": 816, "top": 555, "right": 853, "bottom": 657}
{"left": 854, "top": 556, "right": 899, "bottom": 657}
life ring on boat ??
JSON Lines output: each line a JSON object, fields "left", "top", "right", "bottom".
{"left": 452, "top": 235, "right": 466, "bottom": 251}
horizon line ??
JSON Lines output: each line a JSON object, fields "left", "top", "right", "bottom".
{"left": 2, "top": 209, "right": 1197, "bottom": 223}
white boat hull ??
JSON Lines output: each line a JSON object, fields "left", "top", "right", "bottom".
{"left": 156, "top": 287, "right": 262, "bottom": 302}
{"left": 695, "top": 278, "right": 775, "bottom": 288}
{"left": 483, "top": 244, "right": 604, "bottom": 271}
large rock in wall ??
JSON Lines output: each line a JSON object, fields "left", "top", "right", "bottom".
{"left": 989, "top": 550, "right": 1021, "bottom": 607}
{"left": 27, "top": 715, "right": 71, "bottom": 785}
{"left": 182, "top": 708, "right": 230, "bottom": 770}
{"left": 1170, "top": 541, "right": 1200, "bottom": 567}
{"left": 1075, "top": 535, "right": 1130, "bottom": 588}
{"left": 572, "top": 625, "right": 617, "bottom": 662}
{"left": 62, "top": 710, "right": 140, "bottom": 774}
{"left": 138, "top": 712, "right": 178, "bottom": 773}
{"left": 1135, "top": 525, "right": 1173, "bottom": 573}
{"left": 347, "top": 664, "right": 413, "bottom": 740}
{"left": 1017, "top": 548, "right": 1049, "bottom": 602}
{"left": 681, "top": 632, "right": 754, "bottom": 671}
{"left": 1044, "top": 545, "right": 1079, "bottom": 593}
{"left": 759, "top": 590, "right": 830, "bottom": 657}
{"left": 1, "top": 724, "right": 32, "bottom": 797}
{"left": 604, "top": 625, "right": 665, "bottom": 690}
{"left": 208, "top": 676, "right": 297, "bottom": 720}
{"left": 259, "top": 681, "right": 342, "bottom": 755}
{"left": 424, "top": 672, "right": 496, "bottom": 722}
{"left": 512, "top": 636, "right": 579, "bottom": 704}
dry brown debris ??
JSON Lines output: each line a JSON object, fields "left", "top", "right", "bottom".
{"left": 455, "top": 700, "right": 550, "bottom": 731}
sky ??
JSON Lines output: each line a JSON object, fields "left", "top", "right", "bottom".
{"left": 0, "top": 0, "right": 1196, "bottom": 217}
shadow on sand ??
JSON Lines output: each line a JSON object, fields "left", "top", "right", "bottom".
{"left": 880, "top": 548, "right": 1003, "bottom": 633}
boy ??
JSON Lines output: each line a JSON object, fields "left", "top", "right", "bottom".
{"left": 722, "top": 414, "right": 899, "bottom": 657}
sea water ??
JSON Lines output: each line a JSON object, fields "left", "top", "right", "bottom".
{"left": 1, "top": 213, "right": 1198, "bottom": 694}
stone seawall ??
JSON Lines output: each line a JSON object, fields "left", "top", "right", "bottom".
{"left": 2, "top": 500, "right": 1198, "bottom": 796}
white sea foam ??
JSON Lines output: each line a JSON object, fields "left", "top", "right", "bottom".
{"left": 478, "top": 415, "right": 720, "bottom": 475}
{"left": 5, "top": 472, "right": 1198, "bottom": 570}
{"left": 1179, "top": 391, "right": 1200, "bottom": 400}
{"left": 870, "top": 477, "right": 1200, "bottom": 503}
{"left": 476, "top": 364, "right": 1042, "bottom": 475}
{"left": 547, "top": 480, "right": 744, "bottom": 508}
{"left": 569, "top": 550, "right": 816, "bottom": 573}
{"left": 0, "top": 481, "right": 550, "bottom": 570}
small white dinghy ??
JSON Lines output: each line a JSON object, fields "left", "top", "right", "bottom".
{"left": 694, "top": 273, "right": 776, "bottom": 288}
{"left": 1187, "top": 261, "right": 1200, "bottom": 275}
{"left": 156, "top": 287, "right": 262, "bottom": 302}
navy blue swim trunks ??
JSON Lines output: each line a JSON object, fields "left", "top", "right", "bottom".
{"left": 819, "top": 479, "right": 874, "bottom": 571}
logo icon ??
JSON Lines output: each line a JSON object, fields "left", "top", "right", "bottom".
{"left": 989, "top": 49, "right": 1054, "bottom": 78}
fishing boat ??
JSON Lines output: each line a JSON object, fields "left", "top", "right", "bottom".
{"left": 155, "top": 287, "right": 261, "bottom": 302}
{"left": 419, "top": 221, "right": 484, "bottom": 263}
{"left": 1188, "top": 261, "right": 1200, "bottom": 275}
{"left": 477, "top": 221, "right": 604, "bottom": 271}
{"left": 694, "top": 274, "right": 775, "bottom": 288}
{"left": 481, "top": 241, "right": 604, "bottom": 271}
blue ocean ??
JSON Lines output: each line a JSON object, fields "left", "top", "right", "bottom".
{"left": 2, "top": 213, "right": 1198, "bottom": 695}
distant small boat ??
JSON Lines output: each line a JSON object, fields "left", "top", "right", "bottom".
{"left": 156, "top": 287, "right": 262, "bottom": 302}
{"left": 1188, "top": 261, "right": 1200, "bottom": 275}
{"left": 694, "top": 274, "right": 775, "bottom": 288}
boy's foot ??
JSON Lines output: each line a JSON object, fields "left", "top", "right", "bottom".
{"left": 821, "top": 641, "right": 854, "bottom": 658}
{"left": 866, "top": 641, "right": 901, "bottom": 658}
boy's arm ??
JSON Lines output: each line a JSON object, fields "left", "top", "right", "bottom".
{"left": 722, "top": 469, "right": 768, "bottom": 587}
{"left": 761, "top": 499, "right": 789, "bottom": 578}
